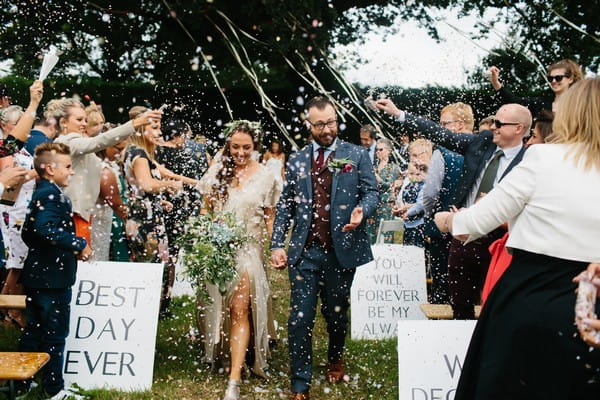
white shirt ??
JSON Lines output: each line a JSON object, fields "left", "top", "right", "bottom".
{"left": 312, "top": 138, "right": 338, "bottom": 161}
{"left": 465, "top": 143, "right": 523, "bottom": 207}
{"left": 368, "top": 142, "right": 376, "bottom": 164}
{"left": 453, "top": 144, "right": 600, "bottom": 263}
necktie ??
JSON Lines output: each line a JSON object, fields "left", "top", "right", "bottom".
{"left": 316, "top": 147, "right": 325, "bottom": 170}
{"left": 476, "top": 149, "right": 504, "bottom": 198}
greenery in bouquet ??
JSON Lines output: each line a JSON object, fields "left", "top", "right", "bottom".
{"left": 177, "top": 211, "right": 249, "bottom": 303}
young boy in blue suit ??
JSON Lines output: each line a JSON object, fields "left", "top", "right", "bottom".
{"left": 17, "top": 142, "right": 91, "bottom": 399}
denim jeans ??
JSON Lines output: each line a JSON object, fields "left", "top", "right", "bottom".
{"left": 18, "top": 287, "right": 72, "bottom": 396}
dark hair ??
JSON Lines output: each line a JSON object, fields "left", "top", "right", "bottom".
{"left": 162, "top": 119, "right": 189, "bottom": 142}
{"left": 34, "top": 142, "right": 70, "bottom": 176}
{"left": 533, "top": 110, "right": 554, "bottom": 142}
{"left": 305, "top": 96, "right": 334, "bottom": 112}
{"left": 210, "top": 121, "right": 261, "bottom": 206}
{"left": 360, "top": 124, "right": 377, "bottom": 139}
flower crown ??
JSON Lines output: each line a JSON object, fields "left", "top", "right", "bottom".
{"left": 223, "top": 119, "right": 263, "bottom": 140}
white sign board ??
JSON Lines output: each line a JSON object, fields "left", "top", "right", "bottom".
{"left": 351, "top": 244, "right": 427, "bottom": 339}
{"left": 64, "top": 261, "right": 163, "bottom": 391}
{"left": 397, "top": 320, "right": 476, "bottom": 400}
{"left": 172, "top": 260, "right": 195, "bottom": 297}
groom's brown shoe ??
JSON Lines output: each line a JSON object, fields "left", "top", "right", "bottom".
{"left": 290, "top": 392, "right": 309, "bottom": 400}
{"left": 326, "top": 358, "right": 345, "bottom": 383}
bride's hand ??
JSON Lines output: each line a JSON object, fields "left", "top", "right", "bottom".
{"left": 270, "top": 248, "right": 287, "bottom": 270}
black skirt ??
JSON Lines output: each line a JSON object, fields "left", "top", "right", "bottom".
{"left": 455, "top": 249, "right": 600, "bottom": 400}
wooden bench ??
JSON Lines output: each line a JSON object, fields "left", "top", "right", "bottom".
{"left": 419, "top": 303, "right": 481, "bottom": 320}
{"left": 0, "top": 295, "right": 26, "bottom": 310}
{"left": 0, "top": 352, "right": 49, "bottom": 400}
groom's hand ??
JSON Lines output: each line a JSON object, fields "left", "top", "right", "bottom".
{"left": 270, "top": 248, "right": 288, "bottom": 270}
{"left": 342, "top": 207, "right": 363, "bottom": 232}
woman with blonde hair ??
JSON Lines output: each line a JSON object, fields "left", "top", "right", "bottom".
{"left": 435, "top": 77, "right": 600, "bottom": 399}
{"left": 85, "top": 101, "right": 106, "bottom": 137}
{"left": 50, "top": 98, "right": 162, "bottom": 246}
{"left": 122, "top": 106, "right": 198, "bottom": 317}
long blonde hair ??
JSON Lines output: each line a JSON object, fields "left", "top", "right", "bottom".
{"left": 547, "top": 77, "right": 600, "bottom": 171}
{"left": 127, "top": 106, "right": 156, "bottom": 160}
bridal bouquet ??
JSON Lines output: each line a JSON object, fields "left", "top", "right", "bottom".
{"left": 178, "top": 211, "right": 249, "bottom": 303}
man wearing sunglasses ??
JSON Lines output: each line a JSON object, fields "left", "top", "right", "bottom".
{"left": 376, "top": 98, "right": 531, "bottom": 319}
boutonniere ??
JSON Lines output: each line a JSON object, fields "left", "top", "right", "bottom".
{"left": 328, "top": 157, "right": 356, "bottom": 174}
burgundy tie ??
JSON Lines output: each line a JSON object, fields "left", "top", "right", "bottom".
{"left": 316, "top": 147, "right": 325, "bottom": 170}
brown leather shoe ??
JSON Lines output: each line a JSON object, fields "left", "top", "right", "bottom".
{"left": 290, "top": 392, "right": 310, "bottom": 400}
{"left": 326, "top": 358, "right": 346, "bottom": 383}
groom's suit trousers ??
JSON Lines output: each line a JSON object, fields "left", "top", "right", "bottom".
{"left": 287, "top": 244, "right": 355, "bottom": 393}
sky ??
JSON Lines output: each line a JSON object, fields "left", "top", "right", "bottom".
{"left": 331, "top": 8, "right": 506, "bottom": 88}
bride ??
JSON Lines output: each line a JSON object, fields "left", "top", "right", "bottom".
{"left": 196, "top": 120, "right": 281, "bottom": 400}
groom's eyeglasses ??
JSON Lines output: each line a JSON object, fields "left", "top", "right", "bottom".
{"left": 308, "top": 119, "right": 337, "bottom": 131}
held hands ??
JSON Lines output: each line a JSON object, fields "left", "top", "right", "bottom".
{"left": 374, "top": 98, "right": 402, "bottom": 117}
{"left": 342, "top": 206, "right": 363, "bottom": 232}
{"left": 270, "top": 248, "right": 288, "bottom": 270}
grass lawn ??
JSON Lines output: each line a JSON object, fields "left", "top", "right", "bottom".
{"left": 0, "top": 268, "right": 398, "bottom": 400}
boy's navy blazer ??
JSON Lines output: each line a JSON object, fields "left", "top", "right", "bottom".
{"left": 21, "top": 178, "right": 87, "bottom": 289}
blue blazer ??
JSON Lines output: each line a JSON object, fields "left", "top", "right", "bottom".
{"left": 271, "top": 140, "right": 379, "bottom": 269}
{"left": 403, "top": 113, "right": 526, "bottom": 208}
{"left": 21, "top": 179, "right": 87, "bottom": 289}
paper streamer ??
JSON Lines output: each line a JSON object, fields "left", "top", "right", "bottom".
{"left": 38, "top": 50, "right": 59, "bottom": 81}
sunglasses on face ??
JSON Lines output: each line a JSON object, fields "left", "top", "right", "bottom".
{"left": 547, "top": 74, "right": 569, "bottom": 83}
{"left": 376, "top": 148, "right": 386, "bottom": 152}
{"left": 492, "top": 119, "right": 521, "bottom": 129}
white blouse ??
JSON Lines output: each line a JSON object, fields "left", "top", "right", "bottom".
{"left": 452, "top": 143, "right": 600, "bottom": 263}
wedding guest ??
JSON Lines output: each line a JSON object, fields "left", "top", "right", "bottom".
{"left": 359, "top": 124, "right": 377, "bottom": 164}
{"left": 0, "top": 128, "right": 38, "bottom": 328}
{"left": 393, "top": 160, "right": 427, "bottom": 248}
{"left": 24, "top": 115, "right": 57, "bottom": 155}
{"left": 422, "top": 104, "right": 471, "bottom": 303}
{"left": 50, "top": 98, "right": 162, "bottom": 246}
{"left": 376, "top": 98, "right": 530, "bottom": 319}
{"left": 436, "top": 77, "right": 600, "bottom": 399}
{"left": 123, "top": 106, "right": 196, "bottom": 317}
{"left": 365, "top": 138, "right": 401, "bottom": 244}
{"left": 90, "top": 137, "right": 128, "bottom": 261}
{"left": 17, "top": 142, "right": 91, "bottom": 400}
{"left": 196, "top": 121, "right": 281, "bottom": 400}
{"left": 488, "top": 58, "right": 582, "bottom": 114}
{"left": 85, "top": 101, "right": 105, "bottom": 137}
{"left": 526, "top": 110, "right": 553, "bottom": 147}
{"left": 478, "top": 115, "right": 494, "bottom": 132}
{"left": 0, "top": 106, "right": 23, "bottom": 137}
{"left": 0, "top": 80, "right": 43, "bottom": 155}
{"left": 271, "top": 96, "right": 379, "bottom": 400}
{"left": 262, "top": 139, "right": 286, "bottom": 187}
{"left": 155, "top": 118, "right": 206, "bottom": 269}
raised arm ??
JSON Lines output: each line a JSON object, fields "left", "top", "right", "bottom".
{"left": 7, "top": 80, "right": 44, "bottom": 144}
{"left": 375, "top": 98, "right": 475, "bottom": 154}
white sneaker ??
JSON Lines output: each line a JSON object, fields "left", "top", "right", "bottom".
{"left": 46, "top": 389, "right": 85, "bottom": 400}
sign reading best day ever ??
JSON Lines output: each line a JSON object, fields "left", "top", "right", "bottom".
{"left": 351, "top": 244, "right": 427, "bottom": 339}
{"left": 63, "top": 261, "right": 163, "bottom": 392}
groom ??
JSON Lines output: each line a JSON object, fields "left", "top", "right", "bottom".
{"left": 271, "top": 96, "right": 379, "bottom": 400}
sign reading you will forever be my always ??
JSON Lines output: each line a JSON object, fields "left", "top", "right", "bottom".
{"left": 351, "top": 244, "right": 427, "bottom": 339}
{"left": 397, "top": 320, "right": 476, "bottom": 400}
{"left": 64, "top": 261, "right": 163, "bottom": 391}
